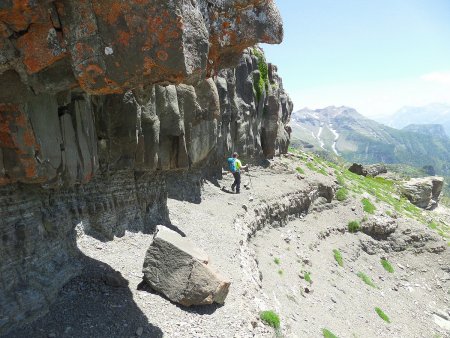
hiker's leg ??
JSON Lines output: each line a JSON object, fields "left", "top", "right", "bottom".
{"left": 236, "top": 172, "right": 241, "bottom": 193}
{"left": 231, "top": 172, "right": 238, "bottom": 191}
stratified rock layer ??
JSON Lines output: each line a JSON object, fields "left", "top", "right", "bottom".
{"left": 0, "top": 1, "right": 291, "bottom": 333}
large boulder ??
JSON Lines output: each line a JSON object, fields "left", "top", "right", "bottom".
{"left": 400, "top": 177, "right": 444, "bottom": 210}
{"left": 142, "top": 226, "right": 230, "bottom": 306}
{"left": 361, "top": 215, "right": 398, "bottom": 237}
{"left": 348, "top": 163, "right": 387, "bottom": 177}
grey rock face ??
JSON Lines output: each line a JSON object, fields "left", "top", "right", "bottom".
{"left": 0, "top": 48, "right": 292, "bottom": 334}
{"left": 143, "top": 226, "right": 230, "bottom": 306}
{"left": 400, "top": 176, "right": 444, "bottom": 209}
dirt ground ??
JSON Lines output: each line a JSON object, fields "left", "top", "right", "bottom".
{"left": 8, "top": 159, "right": 450, "bottom": 338}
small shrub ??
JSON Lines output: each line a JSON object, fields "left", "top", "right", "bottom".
{"left": 322, "top": 329, "right": 339, "bottom": 338}
{"left": 336, "top": 174, "right": 345, "bottom": 186}
{"left": 274, "top": 257, "right": 281, "bottom": 265}
{"left": 304, "top": 272, "right": 312, "bottom": 284}
{"left": 336, "top": 188, "right": 348, "bottom": 201}
{"left": 333, "top": 249, "right": 343, "bottom": 267}
{"left": 278, "top": 269, "right": 284, "bottom": 276}
{"left": 296, "top": 166, "right": 305, "bottom": 174}
{"left": 357, "top": 272, "right": 376, "bottom": 288}
{"left": 362, "top": 198, "right": 376, "bottom": 214}
{"left": 375, "top": 307, "right": 390, "bottom": 323}
{"left": 381, "top": 259, "right": 394, "bottom": 273}
{"left": 348, "top": 220, "right": 360, "bottom": 233}
{"left": 260, "top": 310, "right": 280, "bottom": 328}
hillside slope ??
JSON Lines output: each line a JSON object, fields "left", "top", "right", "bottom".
{"left": 9, "top": 153, "right": 449, "bottom": 338}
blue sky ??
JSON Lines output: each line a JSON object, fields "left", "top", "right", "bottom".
{"left": 262, "top": 0, "right": 450, "bottom": 117}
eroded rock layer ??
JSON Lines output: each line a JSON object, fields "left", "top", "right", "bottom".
{"left": 0, "top": 1, "right": 291, "bottom": 333}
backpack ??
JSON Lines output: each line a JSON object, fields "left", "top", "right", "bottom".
{"left": 227, "top": 157, "right": 236, "bottom": 173}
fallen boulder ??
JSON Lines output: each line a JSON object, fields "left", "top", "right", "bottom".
{"left": 142, "top": 226, "right": 230, "bottom": 306}
{"left": 348, "top": 163, "right": 387, "bottom": 177}
{"left": 400, "top": 177, "right": 444, "bottom": 210}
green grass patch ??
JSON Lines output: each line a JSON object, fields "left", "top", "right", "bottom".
{"left": 333, "top": 249, "right": 344, "bottom": 267}
{"left": 357, "top": 272, "right": 377, "bottom": 288}
{"left": 362, "top": 198, "right": 376, "bottom": 214}
{"left": 380, "top": 258, "right": 394, "bottom": 273}
{"left": 306, "top": 161, "right": 328, "bottom": 175}
{"left": 252, "top": 48, "right": 269, "bottom": 102}
{"left": 348, "top": 220, "right": 360, "bottom": 233}
{"left": 296, "top": 166, "right": 305, "bottom": 174}
{"left": 375, "top": 307, "right": 390, "bottom": 323}
{"left": 429, "top": 221, "right": 438, "bottom": 230}
{"left": 304, "top": 272, "right": 312, "bottom": 284}
{"left": 260, "top": 310, "right": 281, "bottom": 328}
{"left": 322, "top": 329, "right": 339, "bottom": 338}
{"left": 336, "top": 188, "right": 348, "bottom": 201}
{"left": 274, "top": 257, "right": 280, "bottom": 265}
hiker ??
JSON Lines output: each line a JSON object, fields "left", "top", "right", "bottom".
{"left": 227, "top": 152, "right": 248, "bottom": 194}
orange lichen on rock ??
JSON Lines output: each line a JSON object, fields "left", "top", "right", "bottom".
{"left": 0, "top": 0, "right": 48, "bottom": 31}
{"left": 15, "top": 23, "right": 68, "bottom": 74}
{"left": 0, "top": 104, "right": 42, "bottom": 184}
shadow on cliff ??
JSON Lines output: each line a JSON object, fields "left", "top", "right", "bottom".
{"left": 7, "top": 254, "right": 163, "bottom": 338}
{"left": 165, "top": 169, "right": 222, "bottom": 204}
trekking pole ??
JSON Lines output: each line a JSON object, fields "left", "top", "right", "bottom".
{"left": 245, "top": 165, "right": 253, "bottom": 189}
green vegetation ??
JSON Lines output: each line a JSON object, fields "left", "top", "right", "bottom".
{"left": 333, "top": 249, "right": 344, "bottom": 267}
{"left": 304, "top": 272, "right": 312, "bottom": 284}
{"left": 336, "top": 188, "right": 348, "bottom": 201}
{"left": 252, "top": 48, "right": 269, "bottom": 102}
{"left": 306, "top": 161, "right": 328, "bottom": 176}
{"left": 380, "top": 258, "right": 394, "bottom": 273}
{"left": 357, "top": 272, "right": 377, "bottom": 288}
{"left": 322, "top": 329, "right": 339, "bottom": 338}
{"left": 296, "top": 166, "right": 305, "bottom": 174}
{"left": 348, "top": 220, "right": 360, "bottom": 233}
{"left": 260, "top": 310, "right": 281, "bottom": 329}
{"left": 375, "top": 307, "right": 390, "bottom": 323}
{"left": 278, "top": 269, "right": 284, "bottom": 276}
{"left": 274, "top": 257, "right": 280, "bottom": 265}
{"left": 362, "top": 198, "right": 376, "bottom": 214}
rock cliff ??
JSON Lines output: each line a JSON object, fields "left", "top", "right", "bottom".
{"left": 0, "top": 0, "right": 292, "bottom": 334}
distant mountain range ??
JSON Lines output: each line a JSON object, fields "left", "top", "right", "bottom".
{"left": 377, "top": 103, "right": 450, "bottom": 137}
{"left": 290, "top": 106, "right": 450, "bottom": 175}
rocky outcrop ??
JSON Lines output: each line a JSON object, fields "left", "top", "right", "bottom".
{"left": 348, "top": 163, "right": 387, "bottom": 177}
{"left": 0, "top": 0, "right": 282, "bottom": 95}
{"left": 359, "top": 216, "right": 446, "bottom": 255}
{"left": 400, "top": 177, "right": 444, "bottom": 210}
{"left": 0, "top": 1, "right": 291, "bottom": 334}
{"left": 143, "top": 226, "right": 230, "bottom": 306}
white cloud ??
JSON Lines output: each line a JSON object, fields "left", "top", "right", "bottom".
{"left": 420, "top": 71, "right": 450, "bottom": 85}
